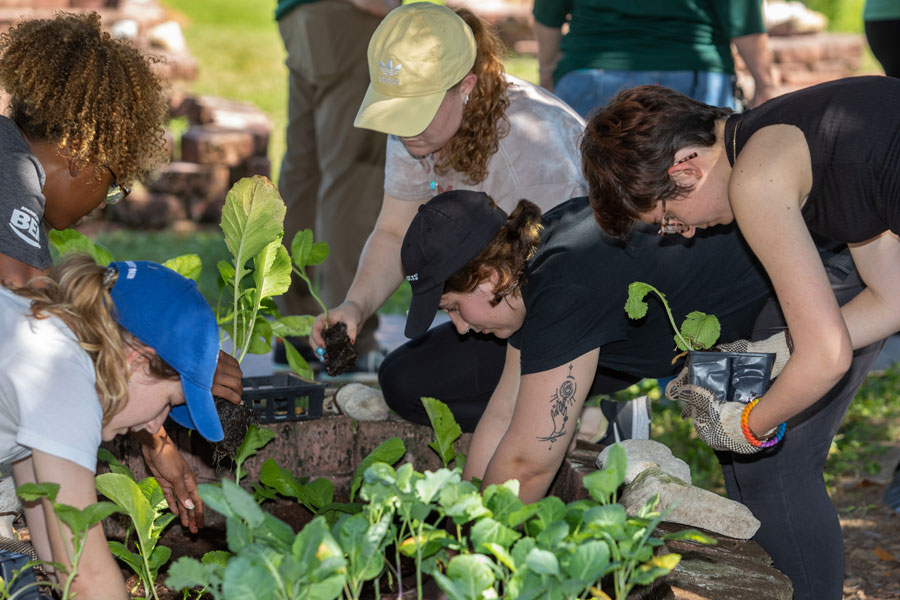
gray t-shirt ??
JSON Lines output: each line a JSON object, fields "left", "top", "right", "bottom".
{"left": 384, "top": 75, "right": 587, "bottom": 213}
{"left": 0, "top": 116, "right": 51, "bottom": 270}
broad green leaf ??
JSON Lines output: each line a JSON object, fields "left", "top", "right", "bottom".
{"left": 416, "top": 469, "right": 460, "bottom": 506}
{"left": 162, "top": 254, "right": 202, "bottom": 281}
{"left": 470, "top": 518, "right": 521, "bottom": 552}
{"left": 80, "top": 501, "right": 122, "bottom": 527}
{"left": 662, "top": 528, "right": 717, "bottom": 545}
{"left": 221, "top": 551, "right": 280, "bottom": 600}
{"left": 290, "top": 229, "right": 314, "bottom": 269}
{"left": 198, "top": 483, "right": 231, "bottom": 518}
{"left": 563, "top": 540, "right": 610, "bottom": 580}
{"left": 253, "top": 240, "right": 292, "bottom": 301}
{"left": 308, "top": 241, "right": 330, "bottom": 266}
{"left": 221, "top": 479, "right": 266, "bottom": 528}
{"left": 535, "top": 520, "right": 569, "bottom": 549}
{"left": 217, "top": 259, "right": 236, "bottom": 285}
{"left": 256, "top": 513, "right": 296, "bottom": 553}
{"left": 351, "top": 437, "right": 406, "bottom": 502}
{"left": 225, "top": 514, "right": 252, "bottom": 552}
{"left": 166, "top": 556, "right": 218, "bottom": 591}
{"left": 284, "top": 339, "right": 315, "bottom": 381}
{"left": 220, "top": 176, "right": 286, "bottom": 268}
{"left": 681, "top": 311, "right": 721, "bottom": 350}
{"left": 484, "top": 482, "right": 524, "bottom": 526}
{"left": 270, "top": 315, "right": 316, "bottom": 337}
{"left": 17, "top": 482, "right": 59, "bottom": 503}
{"left": 303, "top": 478, "right": 335, "bottom": 511}
{"left": 258, "top": 458, "right": 304, "bottom": 500}
{"left": 49, "top": 229, "right": 113, "bottom": 265}
{"left": 235, "top": 425, "right": 276, "bottom": 467}
{"left": 398, "top": 529, "right": 450, "bottom": 558}
{"left": 147, "top": 544, "right": 172, "bottom": 572}
{"left": 107, "top": 540, "right": 142, "bottom": 574}
{"left": 584, "top": 504, "right": 627, "bottom": 538}
{"left": 422, "top": 397, "right": 461, "bottom": 468}
{"left": 97, "top": 448, "right": 136, "bottom": 480}
{"left": 201, "top": 550, "right": 232, "bottom": 567}
{"left": 95, "top": 472, "right": 154, "bottom": 544}
{"left": 624, "top": 282, "right": 655, "bottom": 320}
{"left": 445, "top": 554, "right": 496, "bottom": 598}
{"left": 629, "top": 553, "right": 681, "bottom": 586}
{"left": 525, "top": 548, "right": 560, "bottom": 576}
{"left": 335, "top": 513, "right": 388, "bottom": 583}
{"left": 485, "top": 542, "right": 517, "bottom": 572}
{"left": 530, "top": 496, "right": 566, "bottom": 534}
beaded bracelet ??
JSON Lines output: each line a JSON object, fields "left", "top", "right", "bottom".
{"left": 740, "top": 398, "right": 787, "bottom": 448}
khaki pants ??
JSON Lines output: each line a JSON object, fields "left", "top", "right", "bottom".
{"left": 277, "top": 0, "right": 385, "bottom": 353}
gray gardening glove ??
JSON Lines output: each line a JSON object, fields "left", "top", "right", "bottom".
{"left": 665, "top": 368, "right": 760, "bottom": 454}
{"left": 715, "top": 330, "right": 793, "bottom": 379}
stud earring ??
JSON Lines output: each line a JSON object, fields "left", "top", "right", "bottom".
{"left": 464, "top": 94, "right": 469, "bottom": 105}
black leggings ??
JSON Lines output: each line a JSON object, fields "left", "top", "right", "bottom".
{"left": 378, "top": 323, "right": 641, "bottom": 433}
{"left": 865, "top": 19, "right": 900, "bottom": 78}
{"left": 720, "top": 257, "right": 883, "bottom": 600}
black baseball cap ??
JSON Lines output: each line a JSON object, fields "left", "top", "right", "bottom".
{"left": 401, "top": 190, "right": 507, "bottom": 339}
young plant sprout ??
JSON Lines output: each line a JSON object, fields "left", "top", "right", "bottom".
{"left": 625, "top": 281, "right": 721, "bottom": 353}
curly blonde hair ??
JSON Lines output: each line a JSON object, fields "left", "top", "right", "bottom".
{"left": 13, "top": 255, "right": 177, "bottom": 425}
{"left": 445, "top": 199, "right": 543, "bottom": 304}
{"left": 434, "top": 8, "right": 511, "bottom": 185}
{"left": 0, "top": 12, "right": 169, "bottom": 185}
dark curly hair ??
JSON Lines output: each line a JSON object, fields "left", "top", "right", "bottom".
{"left": 434, "top": 8, "right": 511, "bottom": 185}
{"left": 581, "top": 85, "right": 732, "bottom": 237}
{"left": 445, "top": 199, "right": 542, "bottom": 304}
{"left": 0, "top": 12, "right": 169, "bottom": 186}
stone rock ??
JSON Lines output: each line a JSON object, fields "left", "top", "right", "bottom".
{"left": 621, "top": 467, "right": 760, "bottom": 539}
{"left": 335, "top": 384, "right": 389, "bottom": 422}
{"left": 597, "top": 439, "right": 692, "bottom": 485}
{"left": 148, "top": 20, "right": 186, "bottom": 53}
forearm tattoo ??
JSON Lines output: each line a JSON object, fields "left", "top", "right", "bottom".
{"left": 538, "top": 364, "right": 577, "bottom": 448}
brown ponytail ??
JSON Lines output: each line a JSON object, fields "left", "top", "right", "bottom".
{"left": 445, "top": 199, "right": 543, "bottom": 303}
{"left": 13, "top": 255, "right": 177, "bottom": 424}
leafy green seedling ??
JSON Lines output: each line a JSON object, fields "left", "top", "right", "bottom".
{"left": 422, "top": 397, "right": 463, "bottom": 470}
{"left": 233, "top": 424, "right": 275, "bottom": 486}
{"left": 625, "top": 281, "right": 721, "bottom": 352}
{"left": 94, "top": 473, "right": 176, "bottom": 600}
{"left": 17, "top": 482, "right": 120, "bottom": 600}
{"left": 289, "top": 229, "right": 330, "bottom": 323}
{"left": 217, "top": 176, "right": 317, "bottom": 380}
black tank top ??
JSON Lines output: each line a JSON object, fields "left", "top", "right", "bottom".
{"left": 725, "top": 76, "right": 900, "bottom": 243}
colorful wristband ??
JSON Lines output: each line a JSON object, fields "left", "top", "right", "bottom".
{"left": 740, "top": 398, "right": 787, "bottom": 448}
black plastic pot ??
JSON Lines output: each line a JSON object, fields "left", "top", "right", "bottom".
{"left": 242, "top": 373, "right": 325, "bottom": 423}
{"left": 687, "top": 350, "right": 775, "bottom": 404}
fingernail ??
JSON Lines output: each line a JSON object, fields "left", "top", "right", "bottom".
{"left": 315, "top": 346, "right": 325, "bottom": 358}
{"left": 183, "top": 499, "right": 195, "bottom": 510}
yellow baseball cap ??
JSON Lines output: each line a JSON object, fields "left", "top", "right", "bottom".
{"left": 354, "top": 2, "right": 477, "bottom": 137}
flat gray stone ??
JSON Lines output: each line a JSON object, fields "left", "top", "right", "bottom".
{"left": 335, "top": 384, "right": 390, "bottom": 421}
{"left": 597, "top": 439, "right": 692, "bottom": 485}
{"left": 621, "top": 467, "right": 760, "bottom": 539}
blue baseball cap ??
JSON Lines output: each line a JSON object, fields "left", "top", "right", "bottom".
{"left": 108, "top": 260, "right": 224, "bottom": 442}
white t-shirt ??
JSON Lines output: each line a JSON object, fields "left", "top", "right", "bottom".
{"left": 0, "top": 287, "right": 102, "bottom": 473}
{"left": 384, "top": 75, "right": 587, "bottom": 213}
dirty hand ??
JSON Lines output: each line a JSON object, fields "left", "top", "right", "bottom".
{"left": 139, "top": 428, "right": 204, "bottom": 533}
{"left": 715, "top": 330, "right": 793, "bottom": 378}
{"left": 309, "top": 301, "right": 363, "bottom": 357}
{"left": 665, "top": 369, "right": 760, "bottom": 454}
{"left": 212, "top": 350, "right": 243, "bottom": 405}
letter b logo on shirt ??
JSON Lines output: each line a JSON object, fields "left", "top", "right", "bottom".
{"left": 9, "top": 207, "right": 41, "bottom": 248}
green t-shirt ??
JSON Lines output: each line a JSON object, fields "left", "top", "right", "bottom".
{"left": 275, "top": 0, "right": 316, "bottom": 21}
{"left": 532, "top": 0, "right": 766, "bottom": 84}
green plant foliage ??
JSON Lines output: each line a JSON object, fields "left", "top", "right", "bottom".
{"left": 16, "top": 482, "right": 121, "bottom": 600}
{"left": 95, "top": 473, "right": 176, "bottom": 600}
{"left": 625, "top": 282, "right": 720, "bottom": 351}
{"left": 49, "top": 229, "right": 114, "bottom": 266}
{"left": 422, "top": 397, "right": 462, "bottom": 469}
{"left": 234, "top": 424, "right": 276, "bottom": 485}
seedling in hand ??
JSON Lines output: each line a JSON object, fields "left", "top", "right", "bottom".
{"left": 625, "top": 281, "right": 721, "bottom": 353}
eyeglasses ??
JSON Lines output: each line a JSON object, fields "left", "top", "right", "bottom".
{"left": 657, "top": 152, "right": 698, "bottom": 235}
{"left": 104, "top": 166, "right": 131, "bottom": 205}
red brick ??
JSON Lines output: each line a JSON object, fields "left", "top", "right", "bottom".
{"left": 106, "top": 186, "right": 187, "bottom": 228}
{"left": 181, "top": 125, "right": 256, "bottom": 167}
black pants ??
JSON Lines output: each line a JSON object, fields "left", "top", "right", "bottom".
{"left": 720, "top": 255, "right": 884, "bottom": 600}
{"left": 378, "top": 324, "right": 641, "bottom": 433}
{"left": 866, "top": 19, "right": 900, "bottom": 78}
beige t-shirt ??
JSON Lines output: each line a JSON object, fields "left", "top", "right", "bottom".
{"left": 384, "top": 75, "right": 587, "bottom": 214}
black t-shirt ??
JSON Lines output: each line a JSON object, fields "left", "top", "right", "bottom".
{"left": 726, "top": 75, "right": 900, "bottom": 243}
{"left": 508, "top": 197, "right": 773, "bottom": 377}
